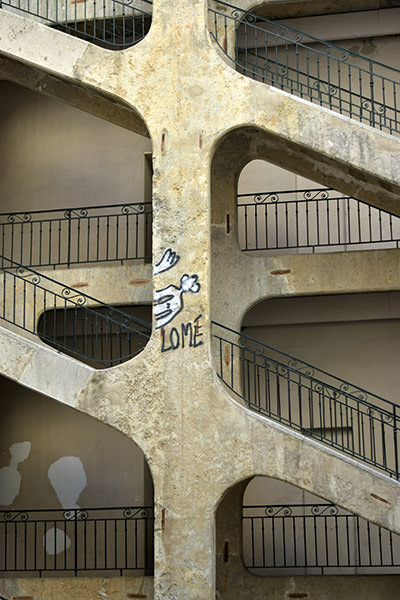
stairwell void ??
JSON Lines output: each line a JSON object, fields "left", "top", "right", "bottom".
{"left": 208, "top": 1, "right": 400, "bottom": 135}
{"left": 216, "top": 476, "right": 400, "bottom": 600}
{"left": 1, "top": 0, "right": 153, "bottom": 49}
{"left": 0, "top": 81, "right": 153, "bottom": 367}
{"left": 0, "top": 375, "right": 154, "bottom": 577}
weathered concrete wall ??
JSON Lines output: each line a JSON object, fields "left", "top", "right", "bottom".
{"left": 0, "top": 576, "right": 154, "bottom": 600}
{"left": 0, "top": 1, "right": 400, "bottom": 599}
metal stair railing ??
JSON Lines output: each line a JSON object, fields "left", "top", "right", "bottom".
{"left": 0, "top": 202, "right": 152, "bottom": 270}
{"left": 209, "top": 1, "right": 400, "bottom": 135}
{"left": 0, "top": 256, "right": 152, "bottom": 368}
{"left": 212, "top": 321, "right": 400, "bottom": 480}
{"left": 243, "top": 502, "right": 400, "bottom": 573}
{"left": 237, "top": 187, "right": 400, "bottom": 253}
{"left": 0, "top": 0, "right": 153, "bottom": 50}
{"left": 0, "top": 505, "right": 154, "bottom": 575}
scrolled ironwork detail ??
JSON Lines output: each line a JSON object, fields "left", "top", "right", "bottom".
{"left": 7, "top": 213, "right": 32, "bottom": 223}
{"left": 239, "top": 335, "right": 266, "bottom": 357}
{"left": 254, "top": 193, "right": 279, "bottom": 204}
{"left": 303, "top": 189, "right": 330, "bottom": 201}
{"left": 16, "top": 267, "right": 41, "bottom": 285}
{"left": 3, "top": 511, "right": 29, "bottom": 522}
{"left": 311, "top": 504, "right": 338, "bottom": 516}
{"left": 124, "top": 507, "right": 150, "bottom": 519}
{"left": 64, "top": 208, "right": 89, "bottom": 219}
{"left": 288, "top": 359, "right": 314, "bottom": 377}
{"left": 265, "top": 506, "right": 293, "bottom": 517}
{"left": 64, "top": 509, "right": 88, "bottom": 520}
{"left": 231, "top": 7, "right": 256, "bottom": 23}
{"left": 61, "top": 287, "right": 87, "bottom": 305}
{"left": 121, "top": 203, "right": 146, "bottom": 215}
{"left": 276, "top": 24, "right": 303, "bottom": 44}
{"left": 361, "top": 100, "right": 386, "bottom": 116}
{"left": 313, "top": 81, "right": 339, "bottom": 97}
{"left": 340, "top": 382, "right": 367, "bottom": 402}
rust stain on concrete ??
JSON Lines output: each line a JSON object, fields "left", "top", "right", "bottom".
{"left": 270, "top": 269, "right": 291, "bottom": 275}
{"left": 71, "top": 282, "right": 89, "bottom": 288}
{"left": 370, "top": 492, "right": 391, "bottom": 504}
{"left": 129, "top": 279, "right": 150, "bottom": 285}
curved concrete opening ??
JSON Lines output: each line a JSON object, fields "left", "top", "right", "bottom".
{"left": 0, "top": 374, "right": 154, "bottom": 579}
{"left": 0, "top": 80, "right": 152, "bottom": 270}
{"left": 216, "top": 475, "right": 400, "bottom": 600}
{"left": 1, "top": 0, "right": 153, "bottom": 50}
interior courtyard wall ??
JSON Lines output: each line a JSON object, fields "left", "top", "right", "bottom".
{"left": 0, "top": 81, "right": 152, "bottom": 213}
{"left": 1, "top": 1, "right": 400, "bottom": 599}
{"left": 0, "top": 375, "right": 153, "bottom": 509}
{"left": 242, "top": 292, "right": 400, "bottom": 402}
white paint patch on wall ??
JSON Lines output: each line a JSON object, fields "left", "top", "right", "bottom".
{"left": 0, "top": 441, "right": 31, "bottom": 505}
{"left": 48, "top": 456, "right": 87, "bottom": 509}
{"left": 44, "top": 527, "right": 71, "bottom": 555}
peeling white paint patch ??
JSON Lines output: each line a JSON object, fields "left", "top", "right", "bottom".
{"left": 0, "top": 441, "right": 31, "bottom": 505}
{"left": 48, "top": 456, "right": 87, "bottom": 509}
{"left": 9, "top": 441, "right": 31, "bottom": 468}
{"left": 44, "top": 527, "right": 71, "bottom": 555}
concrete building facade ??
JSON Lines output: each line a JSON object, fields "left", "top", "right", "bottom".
{"left": 0, "top": 0, "right": 400, "bottom": 598}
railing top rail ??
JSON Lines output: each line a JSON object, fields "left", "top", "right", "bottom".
{"left": 242, "top": 503, "right": 358, "bottom": 517}
{"left": 0, "top": 201, "right": 152, "bottom": 219}
{"left": 237, "top": 187, "right": 337, "bottom": 199}
{"left": 1, "top": 255, "right": 152, "bottom": 335}
{"left": 244, "top": 502, "right": 336, "bottom": 509}
{"left": 237, "top": 187, "right": 400, "bottom": 215}
{"left": 1, "top": 505, "right": 154, "bottom": 515}
{"left": 211, "top": 320, "right": 397, "bottom": 416}
{"left": 209, "top": 0, "right": 400, "bottom": 77}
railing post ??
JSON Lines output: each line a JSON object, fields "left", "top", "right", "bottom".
{"left": 394, "top": 404, "right": 399, "bottom": 480}
{"left": 67, "top": 210, "right": 72, "bottom": 268}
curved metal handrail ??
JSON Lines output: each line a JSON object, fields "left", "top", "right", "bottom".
{"left": 0, "top": 255, "right": 152, "bottom": 367}
{"left": 209, "top": 0, "right": 400, "bottom": 135}
{"left": 212, "top": 320, "right": 400, "bottom": 479}
{"left": 1, "top": 0, "right": 153, "bottom": 49}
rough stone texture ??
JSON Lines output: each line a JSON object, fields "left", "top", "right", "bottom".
{"left": 0, "top": 1, "right": 400, "bottom": 599}
{"left": 0, "top": 576, "right": 153, "bottom": 600}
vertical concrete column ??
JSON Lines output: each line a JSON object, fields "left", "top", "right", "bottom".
{"left": 216, "top": 479, "right": 250, "bottom": 598}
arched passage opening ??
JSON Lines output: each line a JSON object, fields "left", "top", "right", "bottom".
{"left": 0, "top": 80, "right": 153, "bottom": 270}
{"left": 216, "top": 475, "right": 400, "bottom": 600}
{"left": 0, "top": 80, "right": 153, "bottom": 366}
{"left": 0, "top": 375, "right": 154, "bottom": 578}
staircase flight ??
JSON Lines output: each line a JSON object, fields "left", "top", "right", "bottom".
{"left": 208, "top": 0, "right": 400, "bottom": 135}
{"left": 212, "top": 321, "right": 400, "bottom": 480}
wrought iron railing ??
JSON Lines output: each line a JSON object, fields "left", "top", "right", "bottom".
{"left": 0, "top": 202, "right": 152, "bottom": 270}
{"left": 1, "top": 0, "right": 152, "bottom": 49}
{"left": 212, "top": 321, "right": 400, "bottom": 479}
{"left": 209, "top": 1, "right": 400, "bottom": 135}
{"left": 243, "top": 502, "right": 400, "bottom": 573}
{"left": 0, "top": 506, "right": 154, "bottom": 576}
{"left": 0, "top": 256, "right": 151, "bottom": 367}
{"left": 237, "top": 187, "right": 400, "bottom": 253}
